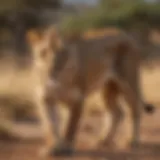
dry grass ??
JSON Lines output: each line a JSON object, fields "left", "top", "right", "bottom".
{"left": 83, "top": 28, "right": 121, "bottom": 39}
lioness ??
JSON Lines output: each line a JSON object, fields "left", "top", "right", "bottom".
{"left": 47, "top": 30, "right": 154, "bottom": 155}
{"left": 0, "top": 10, "right": 61, "bottom": 157}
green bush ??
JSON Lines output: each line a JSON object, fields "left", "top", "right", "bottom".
{"left": 60, "top": 0, "right": 160, "bottom": 34}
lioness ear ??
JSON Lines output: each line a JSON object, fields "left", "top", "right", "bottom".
{"left": 26, "top": 29, "right": 42, "bottom": 46}
{"left": 45, "top": 27, "right": 64, "bottom": 51}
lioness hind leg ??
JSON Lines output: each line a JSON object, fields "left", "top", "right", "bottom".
{"left": 122, "top": 83, "right": 142, "bottom": 148}
{"left": 100, "top": 81, "right": 124, "bottom": 148}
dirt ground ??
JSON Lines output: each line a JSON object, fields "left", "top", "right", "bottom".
{"left": 0, "top": 65, "right": 160, "bottom": 160}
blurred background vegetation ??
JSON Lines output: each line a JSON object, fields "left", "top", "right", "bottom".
{"left": 60, "top": 0, "right": 160, "bottom": 60}
{"left": 0, "top": 0, "right": 160, "bottom": 60}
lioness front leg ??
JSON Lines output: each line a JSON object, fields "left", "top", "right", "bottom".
{"left": 100, "top": 81, "right": 124, "bottom": 149}
{"left": 53, "top": 93, "right": 84, "bottom": 156}
{"left": 35, "top": 98, "right": 55, "bottom": 158}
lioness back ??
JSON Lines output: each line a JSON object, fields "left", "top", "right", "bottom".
{"left": 52, "top": 31, "right": 140, "bottom": 100}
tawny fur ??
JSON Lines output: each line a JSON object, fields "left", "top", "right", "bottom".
{"left": 47, "top": 29, "right": 153, "bottom": 153}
